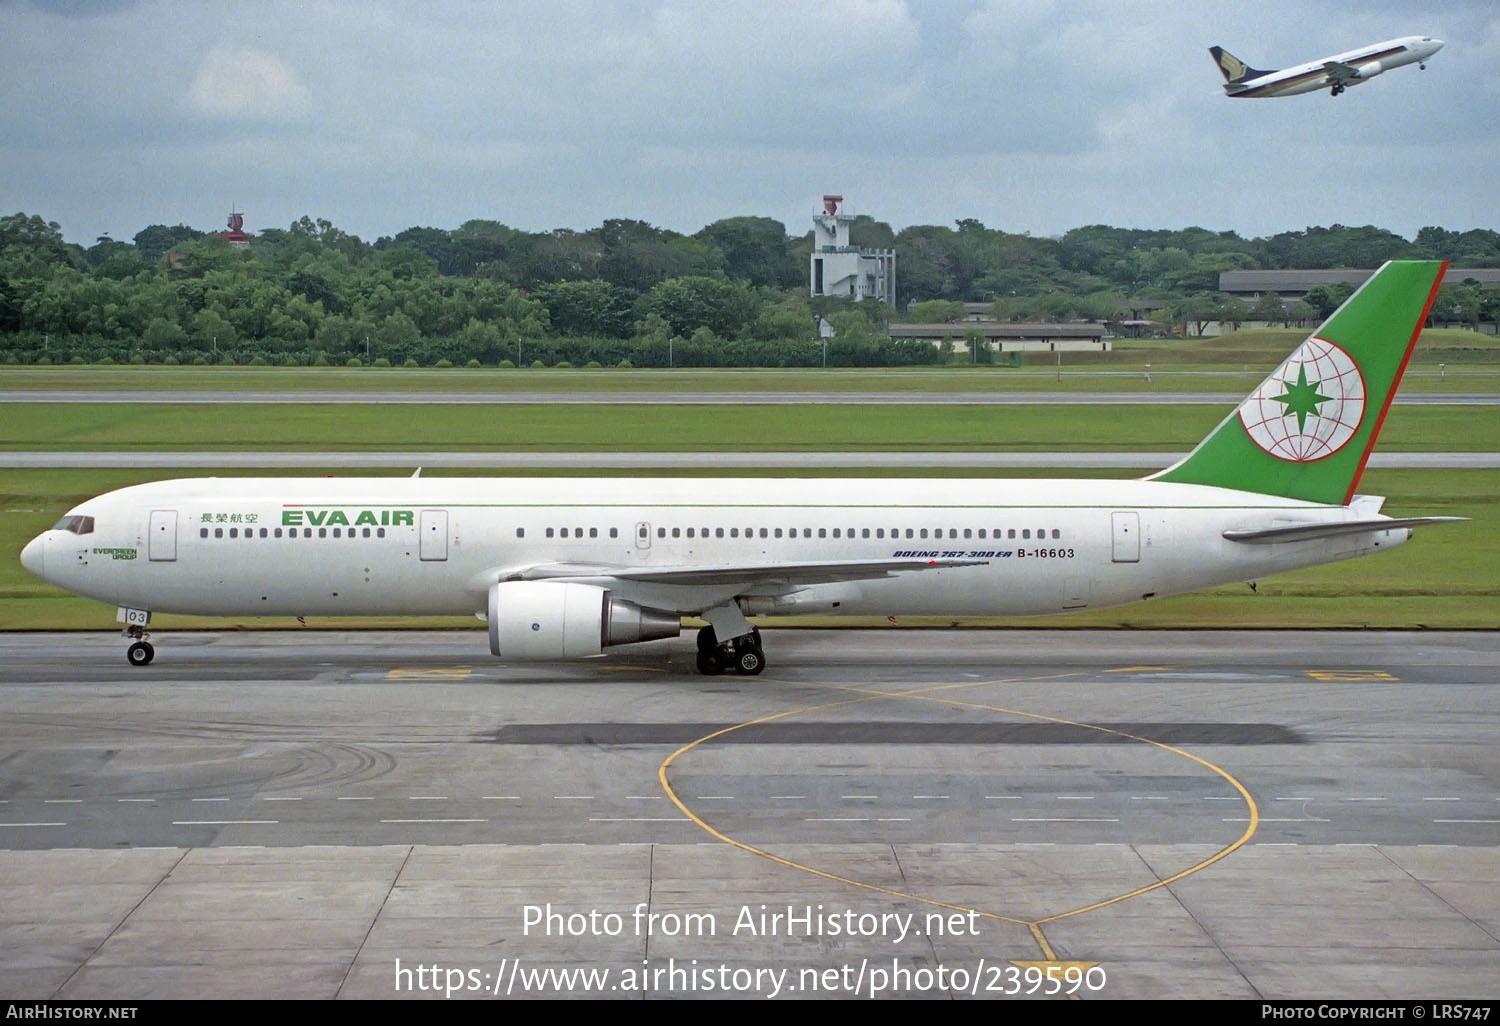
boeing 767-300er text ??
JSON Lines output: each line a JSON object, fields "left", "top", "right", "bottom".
{"left": 21, "top": 261, "right": 1463, "bottom": 675}
{"left": 1211, "top": 35, "right": 1442, "bottom": 97}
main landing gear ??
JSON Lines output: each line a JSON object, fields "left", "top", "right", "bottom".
{"left": 695, "top": 625, "right": 765, "bottom": 676}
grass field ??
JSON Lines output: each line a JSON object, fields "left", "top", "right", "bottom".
{"left": 1, "top": 327, "right": 1496, "bottom": 394}
{"left": 2, "top": 467, "right": 1493, "bottom": 631}
{"left": 2, "top": 401, "right": 1495, "bottom": 453}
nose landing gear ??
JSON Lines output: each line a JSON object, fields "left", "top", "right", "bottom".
{"left": 127, "top": 638, "right": 155, "bottom": 666}
{"left": 121, "top": 609, "right": 155, "bottom": 666}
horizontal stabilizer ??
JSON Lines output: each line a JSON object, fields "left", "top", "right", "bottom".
{"left": 1223, "top": 517, "right": 1467, "bottom": 544}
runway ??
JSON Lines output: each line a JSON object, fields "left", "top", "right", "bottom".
{"left": 2, "top": 450, "right": 1495, "bottom": 469}
{"left": 1, "top": 629, "right": 1496, "bottom": 998}
{"left": 2, "top": 389, "right": 1495, "bottom": 405}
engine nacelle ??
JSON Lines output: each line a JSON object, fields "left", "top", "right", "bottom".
{"left": 487, "top": 581, "right": 679, "bottom": 660}
{"left": 1353, "top": 61, "right": 1384, "bottom": 80}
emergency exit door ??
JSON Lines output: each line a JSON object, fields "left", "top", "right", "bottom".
{"left": 420, "top": 509, "right": 448, "bottom": 561}
{"left": 1111, "top": 511, "right": 1140, "bottom": 563}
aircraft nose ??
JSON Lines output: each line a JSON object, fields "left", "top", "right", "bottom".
{"left": 20, "top": 533, "right": 46, "bottom": 580}
{"left": 1428, "top": 38, "right": 1444, "bottom": 54}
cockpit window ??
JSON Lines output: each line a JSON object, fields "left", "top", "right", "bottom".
{"left": 51, "top": 515, "right": 95, "bottom": 535}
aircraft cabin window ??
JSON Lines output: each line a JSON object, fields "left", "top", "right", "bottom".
{"left": 672, "top": 528, "right": 681, "bottom": 538}
{"left": 318, "top": 528, "right": 327, "bottom": 538}
{"left": 905, "top": 529, "right": 913, "bottom": 538}
{"left": 260, "top": 528, "right": 268, "bottom": 538}
{"left": 333, "top": 528, "right": 341, "bottom": 538}
{"left": 200, "top": 528, "right": 209, "bottom": 538}
{"left": 686, "top": 528, "right": 695, "bottom": 538}
{"left": 759, "top": 528, "right": 768, "bottom": 538}
{"left": 546, "top": 528, "right": 555, "bottom": 538}
{"left": 590, "top": 528, "right": 598, "bottom": 538}
{"left": 818, "top": 528, "right": 826, "bottom": 538}
{"left": 832, "top": 529, "right": 840, "bottom": 538}
{"left": 919, "top": 529, "right": 927, "bottom": 539}
{"left": 1008, "top": 529, "right": 1016, "bottom": 539}
{"left": 862, "top": 529, "right": 870, "bottom": 538}
{"left": 516, "top": 528, "right": 525, "bottom": 538}
{"left": 215, "top": 528, "right": 223, "bottom": 538}
{"left": 657, "top": 528, "right": 666, "bottom": 538}
{"left": 979, "top": 529, "right": 986, "bottom": 539}
{"left": 1022, "top": 529, "right": 1031, "bottom": 539}
{"left": 963, "top": 529, "right": 972, "bottom": 539}
{"left": 274, "top": 528, "right": 282, "bottom": 538}
{"left": 377, "top": 528, "right": 386, "bottom": 538}
{"left": 876, "top": 529, "right": 884, "bottom": 538}
{"left": 774, "top": 528, "right": 782, "bottom": 538}
{"left": 716, "top": 528, "right": 724, "bottom": 538}
{"left": 1052, "top": 529, "right": 1061, "bottom": 539}
{"left": 229, "top": 528, "right": 238, "bottom": 538}
{"left": 610, "top": 528, "right": 618, "bottom": 539}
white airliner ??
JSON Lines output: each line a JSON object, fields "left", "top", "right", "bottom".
{"left": 20, "top": 261, "right": 1462, "bottom": 675}
{"left": 1211, "top": 35, "right": 1442, "bottom": 97}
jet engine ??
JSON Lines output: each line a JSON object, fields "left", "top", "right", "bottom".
{"left": 1353, "top": 61, "right": 1384, "bottom": 80}
{"left": 487, "top": 581, "right": 679, "bottom": 660}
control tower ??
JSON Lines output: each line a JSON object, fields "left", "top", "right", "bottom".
{"left": 219, "top": 210, "right": 253, "bottom": 249}
{"left": 809, "top": 195, "right": 895, "bottom": 304}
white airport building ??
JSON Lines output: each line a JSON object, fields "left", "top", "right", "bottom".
{"left": 809, "top": 195, "right": 895, "bottom": 304}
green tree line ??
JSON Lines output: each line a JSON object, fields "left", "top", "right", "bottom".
{"left": 2, "top": 211, "right": 1497, "bottom": 367}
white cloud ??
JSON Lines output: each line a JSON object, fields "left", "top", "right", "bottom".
{"left": 3, "top": 0, "right": 1496, "bottom": 242}
{"left": 188, "top": 47, "right": 311, "bottom": 121}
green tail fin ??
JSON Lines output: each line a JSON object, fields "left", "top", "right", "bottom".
{"left": 1150, "top": 260, "right": 1447, "bottom": 505}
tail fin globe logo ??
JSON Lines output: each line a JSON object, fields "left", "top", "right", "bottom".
{"left": 1237, "top": 336, "right": 1365, "bottom": 462}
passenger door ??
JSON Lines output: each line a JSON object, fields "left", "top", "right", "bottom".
{"left": 148, "top": 509, "right": 177, "bottom": 562}
{"left": 1111, "top": 511, "right": 1140, "bottom": 563}
{"left": 420, "top": 509, "right": 448, "bottom": 561}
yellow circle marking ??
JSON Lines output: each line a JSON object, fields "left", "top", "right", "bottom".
{"left": 657, "top": 671, "right": 1260, "bottom": 960}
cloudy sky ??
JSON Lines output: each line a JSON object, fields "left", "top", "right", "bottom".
{"left": 3, "top": 0, "right": 1496, "bottom": 246}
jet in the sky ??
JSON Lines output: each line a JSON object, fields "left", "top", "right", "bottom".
{"left": 1211, "top": 35, "right": 1443, "bottom": 97}
{"left": 20, "top": 262, "right": 1462, "bottom": 674}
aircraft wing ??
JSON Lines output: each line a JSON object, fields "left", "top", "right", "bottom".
{"left": 501, "top": 557, "right": 987, "bottom": 587}
{"left": 1322, "top": 60, "right": 1362, "bottom": 85}
{"left": 1223, "top": 517, "right": 1466, "bottom": 544}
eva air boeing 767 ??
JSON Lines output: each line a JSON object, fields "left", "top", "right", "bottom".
{"left": 20, "top": 260, "right": 1462, "bottom": 674}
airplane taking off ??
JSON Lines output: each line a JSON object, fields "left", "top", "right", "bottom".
{"left": 21, "top": 262, "right": 1463, "bottom": 675}
{"left": 1211, "top": 35, "right": 1443, "bottom": 97}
